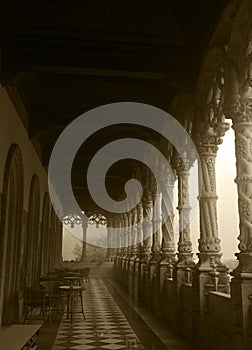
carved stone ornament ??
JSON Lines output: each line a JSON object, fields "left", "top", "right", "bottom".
{"left": 232, "top": 98, "right": 252, "bottom": 123}
{"left": 198, "top": 237, "right": 221, "bottom": 252}
{"left": 88, "top": 213, "right": 107, "bottom": 227}
{"left": 62, "top": 213, "right": 82, "bottom": 228}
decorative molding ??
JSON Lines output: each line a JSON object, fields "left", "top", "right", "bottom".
{"left": 62, "top": 213, "right": 82, "bottom": 228}
{"left": 88, "top": 213, "right": 107, "bottom": 227}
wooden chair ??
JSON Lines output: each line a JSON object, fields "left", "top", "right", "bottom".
{"left": 24, "top": 287, "right": 48, "bottom": 322}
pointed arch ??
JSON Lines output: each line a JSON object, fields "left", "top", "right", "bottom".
{"left": 0, "top": 144, "right": 24, "bottom": 325}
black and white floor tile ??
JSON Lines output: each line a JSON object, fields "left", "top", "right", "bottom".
{"left": 51, "top": 279, "right": 144, "bottom": 350}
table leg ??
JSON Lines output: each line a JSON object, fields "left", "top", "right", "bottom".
{"left": 70, "top": 290, "right": 74, "bottom": 323}
{"left": 66, "top": 292, "right": 70, "bottom": 319}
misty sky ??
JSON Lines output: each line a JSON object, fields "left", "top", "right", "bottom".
{"left": 63, "top": 123, "right": 239, "bottom": 261}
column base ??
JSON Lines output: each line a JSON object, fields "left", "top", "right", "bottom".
{"left": 231, "top": 252, "right": 252, "bottom": 350}
{"left": 133, "top": 257, "right": 141, "bottom": 302}
{"left": 175, "top": 253, "right": 194, "bottom": 286}
{"left": 160, "top": 253, "right": 176, "bottom": 285}
{"left": 192, "top": 252, "right": 229, "bottom": 342}
{"left": 128, "top": 255, "right": 137, "bottom": 297}
{"left": 159, "top": 253, "right": 176, "bottom": 320}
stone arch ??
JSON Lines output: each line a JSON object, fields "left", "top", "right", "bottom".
{"left": 169, "top": 92, "right": 194, "bottom": 127}
{"left": 227, "top": 0, "right": 252, "bottom": 89}
{"left": 195, "top": 46, "right": 228, "bottom": 130}
{"left": 0, "top": 144, "right": 24, "bottom": 325}
{"left": 223, "top": 0, "right": 252, "bottom": 255}
{"left": 26, "top": 175, "right": 40, "bottom": 286}
{"left": 40, "top": 192, "right": 50, "bottom": 276}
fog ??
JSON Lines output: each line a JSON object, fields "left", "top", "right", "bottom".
{"left": 63, "top": 125, "right": 239, "bottom": 262}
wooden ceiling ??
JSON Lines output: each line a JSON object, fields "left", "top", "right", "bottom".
{"left": 0, "top": 0, "right": 228, "bottom": 212}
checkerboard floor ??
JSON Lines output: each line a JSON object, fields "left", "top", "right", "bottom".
{"left": 51, "top": 279, "right": 144, "bottom": 349}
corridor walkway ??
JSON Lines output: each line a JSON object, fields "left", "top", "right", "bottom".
{"left": 51, "top": 279, "right": 144, "bottom": 350}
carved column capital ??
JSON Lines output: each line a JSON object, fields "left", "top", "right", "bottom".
{"left": 225, "top": 96, "right": 252, "bottom": 124}
{"left": 173, "top": 153, "right": 191, "bottom": 174}
{"left": 195, "top": 132, "right": 224, "bottom": 155}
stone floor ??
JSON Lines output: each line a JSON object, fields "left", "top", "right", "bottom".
{"left": 51, "top": 279, "right": 144, "bottom": 349}
{"left": 34, "top": 278, "right": 192, "bottom": 350}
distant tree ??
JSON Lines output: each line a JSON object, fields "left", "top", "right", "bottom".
{"left": 72, "top": 243, "right": 82, "bottom": 261}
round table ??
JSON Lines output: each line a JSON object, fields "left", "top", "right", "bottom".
{"left": 59, "top": 285, "right": 85, "bottom": 322}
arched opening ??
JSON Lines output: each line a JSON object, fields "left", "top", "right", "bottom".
{"left": 216, "top": 124, "right": 239, "bottom": 264}
{"left": 62, "top": 213, "right": 108, "bottom": 263}
{"left": 0, "top": 144, "right": 24, "bottom": 325}
{"left": 62, "top": 213, "right": 83, "bottom": 262}
{"left": 40, "top": 192, "right": 50, "bottom": 276}
{"left": 26, "top": 175, "right": 40, "bottom": 287}
{"left": 86, "top": 214, "right": 107, "bottom": 263}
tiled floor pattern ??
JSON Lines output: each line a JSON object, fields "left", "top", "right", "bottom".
{"left": 51, "top": 279, "right": 144, "bottom": 349}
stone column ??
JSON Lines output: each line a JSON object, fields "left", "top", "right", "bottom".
{"left": 134, "top": 201, "right": 144, "bottom": 301}
{"left": 193, "top": 125, "right": 230, "bottom": 341}
{"left": 142, "top": 192, "right": 153, "bottom": 261}
{"left": 160, "top": 170, "right": 176, "bottom": 286}
{"left": 141, "top": 191, "right": 153, "bottom": 306}
{"left": 174, "top": 154, "right": 194, "bottom": 291}
{"left": 131, "top": 208, "right": 138, "bottom": 258}
{"left": 129, "top": 208, "right": 138, "bottom": 296}
{"left": 115, "top": 214, "right": 121, "bottom": 257}
{"left": 106, "top": 215, "right": 113, "bottom": 262}
{"left": 122, "top": 212, "right": 131, "bottom": 288}
{"left": 80, "top": 215, "right": 88, "bottom": 262}
{"left": 151, "top": 188, "right": 162, "bottom": 262}
{"left": 120, "top": 213, "right": 126, "bottom": 256}
{"left": 127, "top": 211, "right": 132, "bottom": 257}
{"left": 226, "top": 96, "right": 252, "bottom": 349}
{"left": 150, "top": 185, "right": 163, "bottom": 312}
{"left": 114, "top": 214, "right": 121, "bottom": 279}
{"left": 136, "top": 202, "right": 144, "bottom": 257}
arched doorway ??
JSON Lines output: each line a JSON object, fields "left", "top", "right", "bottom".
{"left": 0, "top": 144, "right": 24, "bottom": 325}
